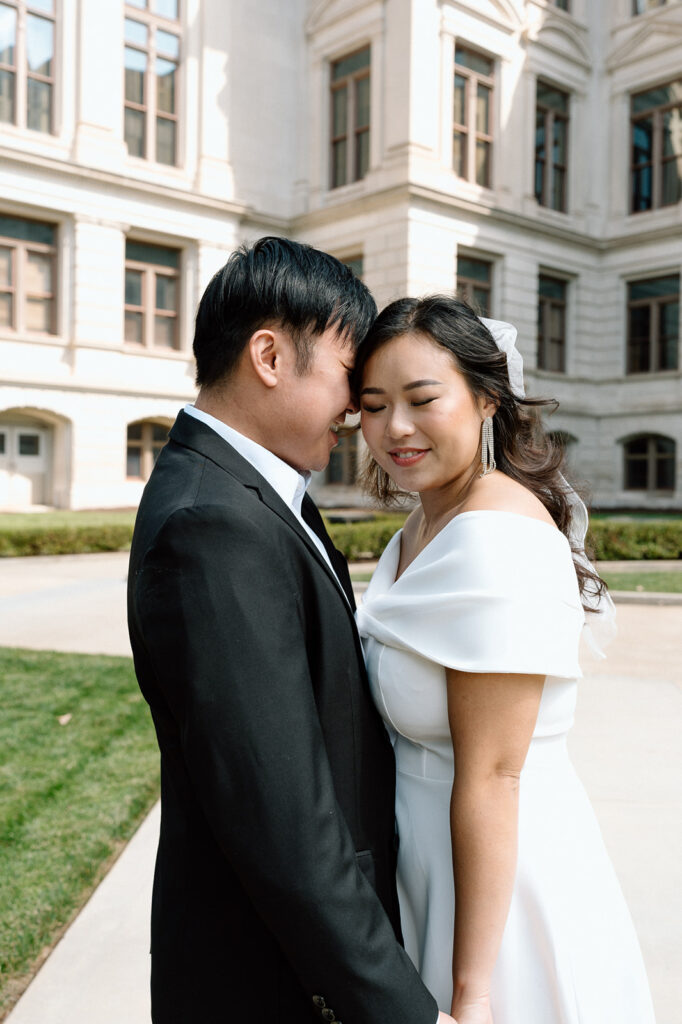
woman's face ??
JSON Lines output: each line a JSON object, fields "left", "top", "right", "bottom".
{"left": 359, "top": 331, "right": 493, "bottom": 494}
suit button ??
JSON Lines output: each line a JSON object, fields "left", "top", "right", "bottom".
{"left": 312, "top": 995, "right": 326, "bottom": 1008}
{"left": 322, "top": 1010, "right": 336, "bottom": 1021}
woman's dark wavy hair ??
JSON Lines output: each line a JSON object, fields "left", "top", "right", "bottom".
{"left": 352, "top": 295, "right": 605, "bottom": 604}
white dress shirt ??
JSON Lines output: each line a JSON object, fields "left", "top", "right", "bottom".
{"left": 183, "top": 405, "right": 344, "bottom": 591}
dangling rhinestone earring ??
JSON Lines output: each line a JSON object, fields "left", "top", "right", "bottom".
{"left": 480, "top": 415, "right": 496, "bottom": 476}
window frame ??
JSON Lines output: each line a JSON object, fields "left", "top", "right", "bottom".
{"left": 123, "top": 0, "right": 181, "bottom": 166}
{"left": 124, "top": 241, "right": 181, "bottom": 351}
{"left": 623, "top": 434, "right": 676, "bottom": 493}
{"left": 632, "top": 0, "right": 667, "bottom": 15}
{"left": 453, "top": 45, "right": 494, "bottom": 188}
{"left": 0, "top": 0, "right": 56, "bottom": 134}
{"left": 630, "top": 78, "right": 682, "bottom": 213}
{"left": 537, "top": 274, "right": 568, "bottom": 374}
{"left": 329, "top": 45, "right": 371, "bottom": 190}
{"left": 535, "top": 80, "right": 570, "bottom": 213}
{"left": 126, "top": 420, "right": 169, "bottom": 481}
{"left": 0, "top": 217, "right": 57, "bottom": 335}
{"left": 626, "top": 274, "right": 679, "bottom": 374}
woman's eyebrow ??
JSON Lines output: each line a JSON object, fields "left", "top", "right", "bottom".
{"left": 361, "top": 379, "right": 443, "bottom": 396}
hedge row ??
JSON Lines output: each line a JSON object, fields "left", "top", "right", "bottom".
{"left": 1, "top": 514, "right": 681, "bottom": 560}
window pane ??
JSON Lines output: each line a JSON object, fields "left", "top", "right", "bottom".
{"left": 629, "top": 275, "right": 679, "bottom": 301}
{"left": 553, "top": 167, "right": 566, "bottom": 211}
{"left": 344, "top": 256, "right": 363, "bottom": 278}
{"left": 25, "top": 296, "right": 52, "bottom": 331}
{"left": 0, "top": 246, "right": 11, "bottom": 287}
{"left": 0, "top": 217, "right": 54, "bottom": 245}
{"left": 152, "top": 424, "right": 167, "bottom": 442}
{"left": 663, "top": 109, "right": 682, "bottom": 158}
{"left": 154, "top": 314, "right": 176, "bottom": 347}
{"left": 26, "top": 251, "right": 52, "bottom": 293}
{"left": 355, "top": 128, "right": 369, "bottom": 180}
{"left": 476, "top": 84, "right": 490, "bottom": 134}
{"left": 155, "top": 273, "right": 176, "bottom": 311}
{"left": 553, "top": 118, "right": 567, "bottom": 164}
{"left": 625, "top": 454, "right": 648, "bottom": 490}
{"left": 0, "top": 67, "right": 14, "bottom": 123}
{"left": 154, "top": 0, "right": 179, "bottom": 17}
{"left": 662, "top": 158, "right": 682, "bottom": 206}
{"left": 156, "top": 58, "right": 176, "bottom": 114}
{"left": 458, "top": 256, "right": 491, "bottom": 283}
{"left": 126, "top": 0, "right": 147, "bottom": 8}
{"left": 26, "top": 14, "right": 53, "bottom": 76}
{"left": 549, "top": 305, "right": 563, "bottom": 338}
{"left": 332, "top": 139, "right": 347, "bottom": 187}
{"left": 125, "top": 268, "right": 143, "bottom": 305}
{"left": 332, "top": 46, "right": 370, "bottom": 82}
{"left": 27, "top": 78, "right": 51, "bottom": 132}
{"left": 632, "top": 82, "right": 678, "bottom": 115}
{"left": 659, "top": 300, "right": 679, "bottom": 370}
{"left": 539, "top": 276, "right": 566, "bottom": 300}
{"left": 632, "top": 118, "right": 652, "bottom": 163}
{"left": 156, "top": 30, "right": 179, "bottom": 58}
{"left": 0, "top": 4, "right": 17, "bottom": 66}
{"left": 18, "top": 433, "right": 40, "bottom": 456}
{"left": 453, "top": 131, "right": 466, "bottom": 177}
{"left": 125, "top": 47, "right": 146, "bottom": 103}
{"left": 628, "top": 306, "right": 650, "bottom": 372}
{"left": 632, "top": 165, "right": 652, "bottom": 211}
{"left": 454, "top": 75, "right": 466, "bottom": 125}
{"left": 472, "top": 286, "right": 490, "bottom": 316}
{"left": 356, "top": 75, "right": 370, "bottom": 129}
{"left": 126, "top": 241, "right": 179, "bottom": 268}
{"left": 535, "top": 110, "right": 546, "bottom": 159}
{"left": 537, "top": 81, "right": 569, "bottom": 114}
{"left": 30, "top": 0, "right": 54, "bottom": 12}
{"left": 0, "top": 433, "right": 5, "bottom": 453}
{"left": 125, "top": 310, "right": 143, "bottom": 343}
{"left": 127, "top": 423, "right": 143, "bottom": 440}
{"left": 455, "top": 47, "right": 493, "bottom": 77}
{"left": 332, "top": 86, "right": 347, "bottom": 137}
{"left": 0, "top": 292, "right": 12, "bottom": 326}
{"left": 125, "top": 107, "right": 145, "bottom": 157}
{"left": 656, "top": 456, "right": 675, "bottom": 490}
{"left": 475, "top": 141, "right": 490, "bottom": 186}
{"left": 156, "top": 116, "right": 176, "bottom": 164}
{"left": 127, "top": 447, "right": 142, "bottom": 478}
{"left": 124, "top": 18, "right": 148, "bottom": 47}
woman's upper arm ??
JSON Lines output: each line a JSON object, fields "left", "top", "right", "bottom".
{"left": 445, "top": 668, "right": 545, "bottom": 779}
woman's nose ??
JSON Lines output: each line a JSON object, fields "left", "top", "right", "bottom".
{"left": 386, "top": 407, "right": 415, "bottom": 439}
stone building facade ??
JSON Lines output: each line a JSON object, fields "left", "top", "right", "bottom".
{"left": 1, "top": 0, "right": 680, "bottom": 510}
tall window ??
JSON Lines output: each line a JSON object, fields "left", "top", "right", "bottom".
{"left": 537, "top": 275, "right": 567, "bottom": 373}
{"left": 127, "top": 420, "right": 168, "bottom": 480}
{"left": 330, "top": 46, "right": 370, "bottom": 189}
{"left": 124, "top": 240, "right": 180, "bottom": 349}
{"left": 0, "top": 0, "right": 55, "bottom": 133}
{"left": 535, "top": 82, "right": 569, "bottom": 212}
{"left": 0, "top": 215, "right": 56, "bottom": 334}
{"left": 631, "top": 80, "right": 682, "bottom": 212}
{"left": 632, "top": 0, "right": 667, "bottom": 13}
{"left": 623, "top": 435, "right": 675, "bottom": 492}
{"left": 456, "top": 255, "right": 492, "bottom": 316}
{"left": 453, "top": 46, "right": 494, "bottom": 187}
{"left": 627, "top": 275, "right": 679, "bottom": 373}
{"left": 124, "top": 0, "right": 180, "bottom": 165}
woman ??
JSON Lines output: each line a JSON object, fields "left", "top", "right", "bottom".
{"left": 354, "top": 296, "right": 656, "bottom": 1024}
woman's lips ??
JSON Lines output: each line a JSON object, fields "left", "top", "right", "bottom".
{"left": 388, "top": 448, "right": 428, "bottom": 467}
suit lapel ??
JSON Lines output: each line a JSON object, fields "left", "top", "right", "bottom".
{"left": 169, "top": 411, "right": 355, "bottom": 614}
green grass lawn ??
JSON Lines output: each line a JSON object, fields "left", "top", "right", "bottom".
{"left": 601, "top": 571, "right": 682, "bottom": 593}
{"left": 0, "top": 648, "right": 159, "bottom": 1018}
{"left": 0, "top": 510, "right": 137, "bottom": 530}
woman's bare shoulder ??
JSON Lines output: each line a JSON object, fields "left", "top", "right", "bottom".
{"left": 462, "top": 472, "right": 557, "bottom": 528}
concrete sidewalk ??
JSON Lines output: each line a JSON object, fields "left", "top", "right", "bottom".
{"left": 2, "top": 553, "right": 682, "bottom": 1023}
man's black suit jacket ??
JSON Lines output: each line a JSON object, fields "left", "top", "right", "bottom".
{"left": 127, "top": 411, "right": 437, "bottom": 1024}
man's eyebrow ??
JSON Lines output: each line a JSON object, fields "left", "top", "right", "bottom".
{"left": 360, "top": 379, "right": 443, "bottom": 396}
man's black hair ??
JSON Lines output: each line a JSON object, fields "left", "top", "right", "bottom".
{"left": 193, "top": 236, "right": 377, "bottom": 387}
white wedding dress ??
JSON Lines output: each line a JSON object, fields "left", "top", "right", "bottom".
{"left": 356, "top": 510, "right": 656, "bottom": 1023}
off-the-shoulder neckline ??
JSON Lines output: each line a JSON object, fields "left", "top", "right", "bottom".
{"left": 391, "top": 508, "right": 566, "bottom": 584}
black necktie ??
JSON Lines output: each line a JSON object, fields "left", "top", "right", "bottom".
{"left": 301, "top": 495, "right": 356, "bottom": 610}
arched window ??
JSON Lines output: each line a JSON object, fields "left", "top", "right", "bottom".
{"left": 126, "top": 420, "right": 170, "bottom": 481}
{"left": 623, "top": 434, "right": 676, "bottom": 492}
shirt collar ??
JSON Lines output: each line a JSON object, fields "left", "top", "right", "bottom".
{"left": 183, "top": 404, "right": 311, "bottom": 515}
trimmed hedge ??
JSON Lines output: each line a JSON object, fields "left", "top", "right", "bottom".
{"left": 1, "top": 511, "right": 680, "bottom": 561}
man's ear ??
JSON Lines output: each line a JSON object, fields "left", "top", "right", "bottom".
{"left": 248, "top": 329, "right": 280, "bottom": 388}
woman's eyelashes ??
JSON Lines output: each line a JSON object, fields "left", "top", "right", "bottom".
{"left": 361, "top": 396, "right": 437, "bottom": 413}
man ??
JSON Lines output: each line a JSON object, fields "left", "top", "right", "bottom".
{"left": 128, "top": 237, "right": 450, "bottom": 1024}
